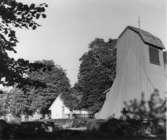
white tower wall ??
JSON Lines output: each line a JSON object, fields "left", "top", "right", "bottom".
{"left": 95, "top": 29, "right": 166, "bottom": 119}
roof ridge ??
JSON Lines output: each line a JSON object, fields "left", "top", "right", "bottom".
{"left": 120, "top": 26, "right": 165, "bottom": 49}
{"left": 130, "top": 26, "right": 156, "bottom": 35}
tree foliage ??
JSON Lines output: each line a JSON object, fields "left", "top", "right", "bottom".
{"left": 0, "top": 60, "right": 71, "bottom": 116}
{"left": 0, "top": 90, "right": 8, "bottom": 116}
{"left": 0, "top": 88, "right": 30, "bottom": 116}
{"left": 27, "top": 60, "right": 71, "bottom": 115}
{"left": 121, "top": 89, "right": 166, "bottom": 134}
{"left": 62, "top": 87, "right": 82, "bottom": 111}
{"left": 121, "top": 89, "right": 166, "bottom": 121}
{"left": 75, "top": 38, "right": 117, "bottom": 113}
{"left": 0, "top": 0, "right": 47, "bottom": 87}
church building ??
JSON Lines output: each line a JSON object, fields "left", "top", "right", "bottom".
{"left": 95, "top": 26, "right": 166, "bottom": 119}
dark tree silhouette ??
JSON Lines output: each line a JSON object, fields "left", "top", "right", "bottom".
{"left": 74, "top": 38, "right": 117, "bottom": 113}
{"left": 0, "top": 0, "right": 47, "bottom": 87}
{"left": 1, "top": 60, "right": 71, "bottom": 117}
{"left": 121, "top": 89, "right": 166, "bottom": 134}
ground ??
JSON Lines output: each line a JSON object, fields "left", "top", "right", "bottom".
{"left": 11, "top": 136, "right": 165, "bottom": 140}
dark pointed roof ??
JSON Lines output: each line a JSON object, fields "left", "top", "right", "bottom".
{"left": 119, "top": 26, "right": 165, "bottom": 49}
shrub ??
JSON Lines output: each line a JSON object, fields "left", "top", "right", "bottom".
{"left": 71, "top": 119, "right": 88, "bottom": 128}
{"left": 98, "top": 118, "right": 143, "bottom": 137}
{"left": 87, "top": 119, "right": 105, "bottom": 132}
{"left": 121, "top": 89, "right": 166, "bottom": 135}
{"left": 0, "top": 119, "right": 15, "bottom": 138}
{"left": 89, "top": 90, "right": 166, "bottom": 137}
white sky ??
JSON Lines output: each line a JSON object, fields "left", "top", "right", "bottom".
{"left": 12, "top": 0, "right": 166, "bottom": 86}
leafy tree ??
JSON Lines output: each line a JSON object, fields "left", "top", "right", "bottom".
{"left": 1, "top": 60, "right": 72, "bottom": 117}
{"left": 75, "top": 38, "right": 117, "bottom": 113}
{"left": 122, "top": 89, "right": 166, "bottom": 121}
{"left": 121, "top": 89, "right": 166, "bottom": 134}
{"left": 1, "top": 88, "right": 30, "bottom": 117}
{"left": 0, "top": 88, "right": 38, "bottom": 117}
{"left": 0, "top": 0, "right": 47, "bottom": 87}
{"left": 24, "top": 60, "right": 71, "bottom": 116}
{"left": 0, "top": 90, "right": 8, "bottom": 116}
{"left": 62, "top": 87, "right": 82, "bottom": 111}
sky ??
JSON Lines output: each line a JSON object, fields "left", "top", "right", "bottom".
{"left": 12, "top": 0, "right": 166, "bottom": 86}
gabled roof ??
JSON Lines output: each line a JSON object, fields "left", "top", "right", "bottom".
{"left": 49, "top": 94, "right": 63, "bottom": 110}
{"left": 119, "top": 26, "right": 165, "bottom": 49}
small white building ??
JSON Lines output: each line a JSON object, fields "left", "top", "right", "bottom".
{"left": 49, "top": 94, "right": 90, "bottom": 119}
{"left": 49, "top": 94, "right": 71, "bottom": 119}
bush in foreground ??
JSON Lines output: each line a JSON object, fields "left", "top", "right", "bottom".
{"left": 87, "top": 90, "right": 166, "bottom": 137}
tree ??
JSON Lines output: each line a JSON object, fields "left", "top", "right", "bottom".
{"left": 1, "top": 88, "right": 30, "bottom": 117}
{"left": 1, "top": 60, "right": 72, "bottom": 117}
{"left": 62, "top": 87, "right": 82, "bottom": 111}
{"left": 121, "top": 89, "right": 166, "bottom": 134}
{"left": 0, "top": 88, "right": 39, "bottom": 117}
{"left": 0, "top": 90, "right": 8, "bottom": 116}
{"left": 0, "top": 0, "right": 47, "bottom": 87}
{"left": 75, "top": 38, "right": 117, "bottom": 113}
{"left": 23, "top": 60, "right": 71, "bottom": 116}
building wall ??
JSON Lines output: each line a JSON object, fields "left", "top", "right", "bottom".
{"left": 49, "top": 96, "right": 91, "bottom": 119}
{"left": 95, "top": 29, "right": 166, "bottom": 119}
{"left": 49, "top": 96, "right": 70, "bottom": 119}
